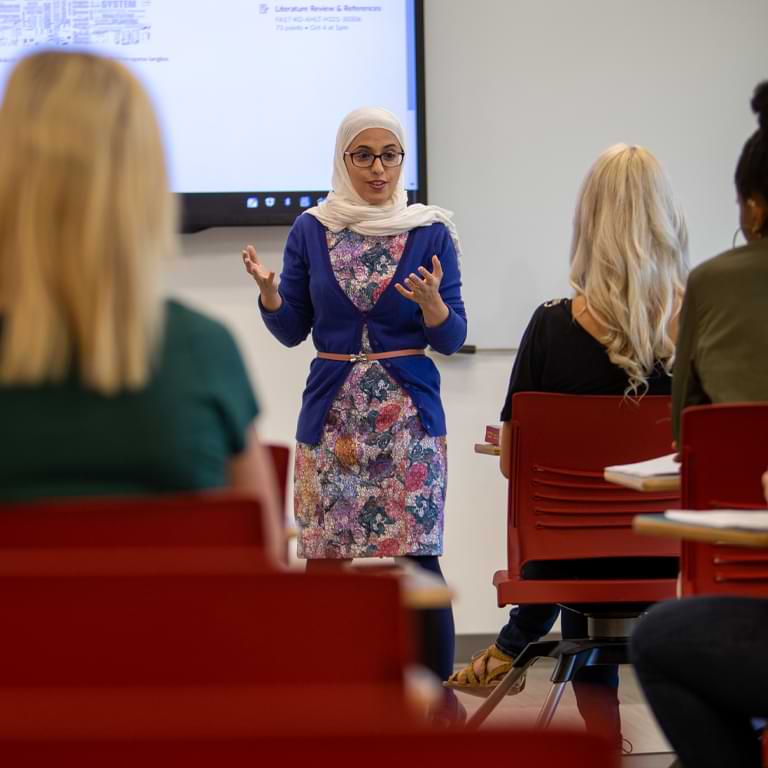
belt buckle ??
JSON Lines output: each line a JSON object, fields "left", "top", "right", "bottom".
{"left": 349, "top": 352, "right": 368, "bottom": 363}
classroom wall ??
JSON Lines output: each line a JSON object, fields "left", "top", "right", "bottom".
{"left": 425, "top": 0, "right": 768, "bottom": 348}
{"left": 168, "top": 0, "right": 768, "bottom": 634}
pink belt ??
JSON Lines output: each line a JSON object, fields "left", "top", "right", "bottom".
{"left": 317, "top": 349, "right": 425, "bottom": 363}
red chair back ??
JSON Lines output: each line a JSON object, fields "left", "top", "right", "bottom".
{"left": 0, "top": 570, "right": 409, "bottom": 686}
{"left": 0, "top": 493, "right": 265, "bottom": 549}
{"left": 0, "top": 570, "right": 413, "bottom": 740}
{"left": 495, "top": 393, "right": 679, "bottom": 606}
{"left": 680, "top": 403, "right": 768, "bottom": 596}
{"left": 267, "top": 442, "right": 291, "bottom": 516}
{"left": 0, "top": 728, "right": 619, "bottom": 768}
{"left": 764, "top": 729, "right": 768, "bottom": 768}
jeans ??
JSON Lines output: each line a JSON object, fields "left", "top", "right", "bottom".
{"left": 631, "top": 596, "right": 768, "bottom": 768}
{"left": 495, "top": 557, "right": 678, "bottom": 746}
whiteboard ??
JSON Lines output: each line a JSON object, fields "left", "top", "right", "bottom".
{"left": 424, "top": 0, "right": 768, "bottom": 348}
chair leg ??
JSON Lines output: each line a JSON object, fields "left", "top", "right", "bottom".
{"left": 535, "top": 681, "right": 568, "bottom": 729}
{"left": 467, "top": 638, "right": 629, "bottom": 731}
{"left": 536, "top": 641, "right": 628, "bottom": 735}
{"left": 465, "top": 665, "right": 530, "bottom": 730}
{"left": 465, "top": 639, "right": 561, "bottom": 730}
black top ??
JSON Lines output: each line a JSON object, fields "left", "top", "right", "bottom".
{"left": 500, "top": 298, "right": 672, "bottom": 421}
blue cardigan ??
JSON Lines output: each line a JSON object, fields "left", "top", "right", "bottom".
{"left": 260, "top": 213, "right": 467, "bottom": 444}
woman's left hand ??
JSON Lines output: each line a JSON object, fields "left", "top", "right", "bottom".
{"left": 395, "top": 255, "right": 449, "bottom": 327}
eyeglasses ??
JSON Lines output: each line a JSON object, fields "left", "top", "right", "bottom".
{"left": 344, "top": 150, "right": 405, "bottom": 168}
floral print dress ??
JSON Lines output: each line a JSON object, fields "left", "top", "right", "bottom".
{"left": 294, "top": 228, "right": 448, "bottom": 559}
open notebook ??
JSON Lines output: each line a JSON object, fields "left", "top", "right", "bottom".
{"left": 664, "top": 510, "right": 768, "bottom": 531}
{"left": 603, "top": 453, "right": 680, "bottom": 491}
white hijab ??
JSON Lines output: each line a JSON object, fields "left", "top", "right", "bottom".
{"left": 305, "top": 106, "right": 461, "bottom": 255}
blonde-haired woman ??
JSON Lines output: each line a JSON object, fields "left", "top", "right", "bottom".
{"left": 0, "top": 51, "right": 282, "bottom": 560}
{"left": 447, "top": 144, "right": 687, "bottom": 746}
{"left": 569, "top": 143, "right": 688, "bottom": 396}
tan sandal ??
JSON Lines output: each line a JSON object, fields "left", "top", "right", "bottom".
{"left": 443, "top": 645, "right": 526, "bottom": 698}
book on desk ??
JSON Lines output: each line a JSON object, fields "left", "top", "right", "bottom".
{"left": 604, "top": 453, "right": 680, "bottom": 491}
{"left": 633, "top": 509, "right": 768, "bottom": 548}
{"left": 665, "top": 510, "right": 768, "bottom": 531}
{"left": 474, "top": 424, "right": 501, "bottom": 456}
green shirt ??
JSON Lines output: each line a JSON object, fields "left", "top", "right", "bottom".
{"left": 0, "top": 300, "right": 258, "bottom": 500}
{"left": 672, "top": 238, "right": 768, "bottom": 441}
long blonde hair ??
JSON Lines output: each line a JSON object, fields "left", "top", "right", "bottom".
{"left": 569, "top": 144, "right": 688, "bottom": 395}
{"left": 0, "top": 51, "right": 177, "bottom": 394}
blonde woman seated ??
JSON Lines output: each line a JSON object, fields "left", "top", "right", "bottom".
{"left": 0, "top": 51, "right": 282, "bottom": 560}
{"left": 446, "top": 144, "right": 688, "bottom": 746}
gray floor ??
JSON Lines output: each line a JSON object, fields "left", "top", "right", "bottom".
{"left": 454, "top": 656, "right": 675, "bottom": 763}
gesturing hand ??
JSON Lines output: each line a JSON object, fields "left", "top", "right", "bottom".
{"left": 242, "top": 244, "right": 281, "bottom": 311}
{"left": 395, "top": 255, "right": 449, "bottom": 327}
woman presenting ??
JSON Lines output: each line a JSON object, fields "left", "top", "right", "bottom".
{"left": 242, "top": 107, "right": 467, "bottom": 696}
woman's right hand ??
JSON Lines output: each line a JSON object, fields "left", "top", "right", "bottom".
{"left": 242, "top": 245, "right": 282, "bottom": 311}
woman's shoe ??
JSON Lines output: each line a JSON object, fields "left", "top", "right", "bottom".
{"left": 443, "top": 645, "right": 526, "bottom": 698}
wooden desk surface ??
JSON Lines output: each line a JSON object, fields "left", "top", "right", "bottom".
{"left": 634, "top": 514, "right": 768, "bottom": 548}
{"left": 473, "top": 443, "right": 500, "bottom": 457}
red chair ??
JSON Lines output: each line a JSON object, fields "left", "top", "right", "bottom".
{"left": 267, "top": 442, "right": 291, "bottom": 517}
{"left": 678, "top": 404, "right": 768, "bottom": 765}
{"left": 0, "top": 728, "right": 619, "bottom": 768}
{"left": 764, "top": 728, "right": 768, "bottom": 768}
{"left": 0, "top": 545, "right": 270, "bottom": 577}
{"left": 0, "top": 492, "right": 267, "bottom": 549}
{"left": 679, "top": 403, "right": 768, "bottom": 597}
{"left": 267, "top": 442, "right": 292, "bottom": 559}
{"left": 0, "top": 444, "right": 289, "bottom": 553}
{"left": 470, "top": 393, "right": 680, "bottom": 728}
{"left": 0, "top": 570, "right": 414, "bottom": 740}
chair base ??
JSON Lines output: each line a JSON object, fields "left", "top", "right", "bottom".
{"left": 588, "top": 614, "right": 641, "bottom": 639}
{"left": 466, "top": 609, "right": 644, "bottom": 730}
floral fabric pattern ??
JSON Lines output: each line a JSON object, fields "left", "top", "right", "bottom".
{"left": 294, "top": 229, "right": 447, "bottom": 559}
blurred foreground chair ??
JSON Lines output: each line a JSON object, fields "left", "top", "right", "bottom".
{"left": 0, "top": 570, "right": 414, "bottom": 740}
{"left": 0, "top": 492, "right": 269, "bottom": 550}
{"left": 0, "top": 442, "right": 289, "bottom": 554}
{"left": 267, "top": 442, "right": 291, "bottom": 517}
{"left": 0, "top": 727, "right": 618, "bottom": 768}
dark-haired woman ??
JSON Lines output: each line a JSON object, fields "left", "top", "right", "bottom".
{"left": 671, "top": 80, "right": 768, "bottom": 442}
{"left": 631, "top": 473, "right": 768, "bottom": 768}
{"left": 631, "top": 83, "right": 768, "bottom": 768}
